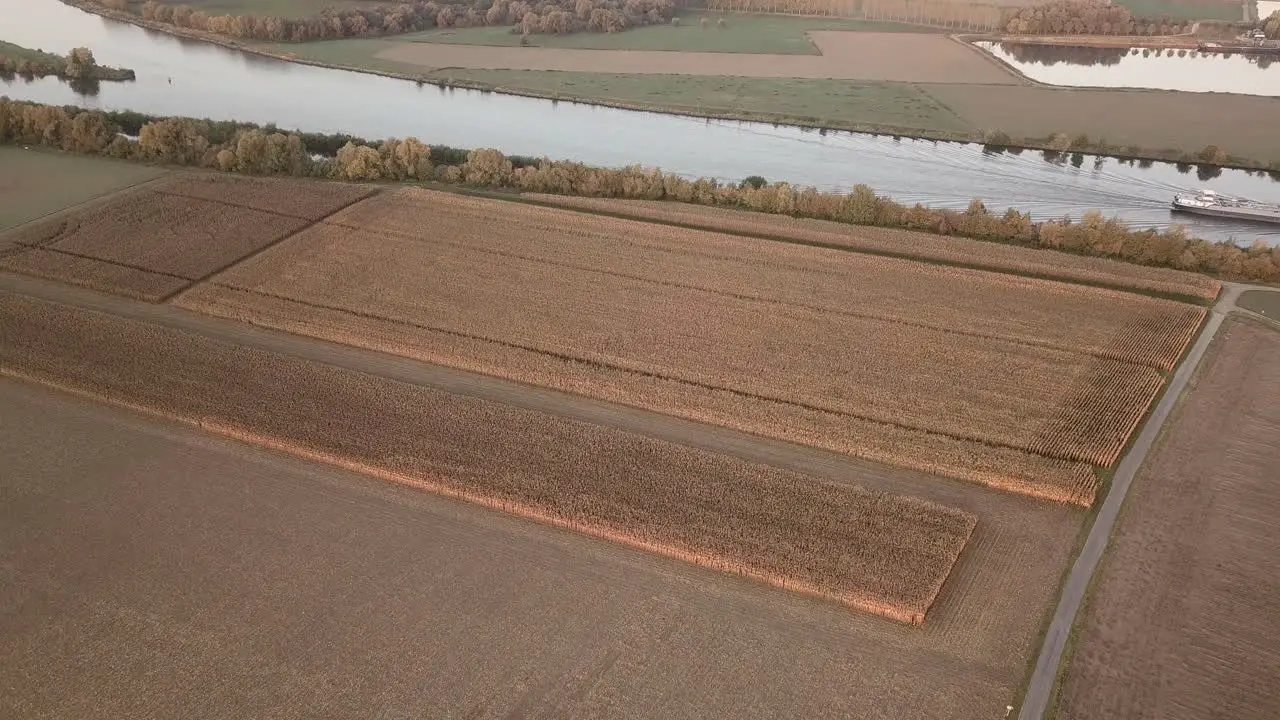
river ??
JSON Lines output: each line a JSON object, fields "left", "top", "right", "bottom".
{"left": 3, "top": 0, "right": 1280, "bottom": 244}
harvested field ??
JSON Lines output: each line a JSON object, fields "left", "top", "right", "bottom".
{"left": 177, "top": 188, "right": 1206, "bottom": 504}
{"left": 1057, "top": 317, "right": 1280, "bottom": 719}
{"left": 0, "top": 355, "right": 1085, "bottom": 720}
{"left": 0, "top": 174, "right": 373, "bottom": 301}
{"left": 0, "top": 291, "right": 976, "bottom": 624}
{"left": 375, "top": 32, "right": 1019, "bottom": 84}
{"left": 524, "top": 194, "right": 1221, "bottom": 302}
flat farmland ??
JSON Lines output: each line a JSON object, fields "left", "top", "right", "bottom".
{"left": 0, "top": 366, "right": 1083, "bottom": 720}
{"left": 375, "top": 32, "right": 1019, "bottom": 84}
{"left": 1057, "top": 317, "right": 1280, "bottom": 719}
{"left": 0, "top": 148, "right": 167, "bottom": 236}
{"left": 525, "top": 194, "right": 1221, "bottom": 301}
{"left": 177, "top": 188, "right": 1207, "bottom": 505}
{"left": 0, "top": 174, "right": 373, "bottom": 301}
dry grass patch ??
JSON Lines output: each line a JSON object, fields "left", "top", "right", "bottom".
{"left": 154, "top": 174, "right": 377, "bottom": 220}
{"left": 175, "top": 188, "right": 1206, "bottom": 504}
{"left": 0, "top": 292, "right": 978, "bottom": 624}
{"left": 1058, "top": 316, "right": 1280, "bottom": 719}
{"left": 525, "top": 194, "right": 1221, "bottom": 302}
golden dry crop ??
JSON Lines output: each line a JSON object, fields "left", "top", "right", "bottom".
{"left": 525, "top": 194, "right": 1222, "bottom": 303}
{"left": 175, "top": 188, "right": 1205, "bottom": 505}
{"left": 0, "top": 291, "right": 978, "bottom": 625}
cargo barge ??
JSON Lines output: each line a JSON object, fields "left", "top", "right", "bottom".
{"left": 1171, "top": 190, "right": 1280, "bottom": 224}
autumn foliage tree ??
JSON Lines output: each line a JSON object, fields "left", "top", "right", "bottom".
{"left": 128, "top": 0, "right": 675, "bottom": 42}
{"left": 1004, "top": 0, "right": 1158, "bottom": 35}
{"left": 3, "top": 97, "right": 1277, "bottom": 284}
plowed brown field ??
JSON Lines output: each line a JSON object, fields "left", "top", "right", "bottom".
{"left": 0, "top": 174, "right": 375, "bottom": 301}
{"left": 176, "top": 188, "right": 1205, "bottom": 504}
{"left": 0, "top": 291, "right": 977, "bottom": 625}
{"left": 525, "top": 194, "right": 1221, "bottom": 302}
{"left": 1058, "top": 316, "right": 1280, "bottom": 719}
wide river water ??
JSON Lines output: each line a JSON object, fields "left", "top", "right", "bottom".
{"left": 3, "top": 0, "right": 1280, "bottom": 244}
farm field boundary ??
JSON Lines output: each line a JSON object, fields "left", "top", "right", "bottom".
{"left": 520, "top": 193, "right": 1221, "bottom": 302}
{"left": 1052, "top": 315, "right": 1280, "bottom": 719}
{"left": 0, "top": 289, "right": 976, "bottom": 625}
{"left": 169, "top": 186, "right": 1211, "bottom": 505}
{"left": 0, "top": 267, "right": 1088, "bottom": 719}
{"left": 0, "top": 174, "right": 375, "bottom": 301}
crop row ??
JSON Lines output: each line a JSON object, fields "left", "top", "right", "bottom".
{"left": 331, "top": 189, "right": 1206, "bottom": 372}
{"left": 0, "top": 291, "right": 978, "bottom": 624}
{"left": 523, "top": 193, "right": 1223, "bottom": 302}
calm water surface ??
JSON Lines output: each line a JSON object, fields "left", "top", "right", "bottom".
{"left": 978, "top": 41, "right": 1280, "bottom": 96}
{"left": 3, "top": 0, "right": 1280, "bottom": 244}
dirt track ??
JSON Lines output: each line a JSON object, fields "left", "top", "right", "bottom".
{"left": 1053, "top": 316, "right": 1280, "bottom": 720}
{"left": 377, "top": 32, "right": 1020, "bottom": 83}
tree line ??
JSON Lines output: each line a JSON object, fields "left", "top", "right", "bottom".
{"left": 0, "top": 45, "right": 134, "bottom": 82}
{"left": 86, "top": 0, "right": 674, "bottom": 41}
{"left": 2, "top": 97, "right": 1277, "bottom": 284}
{"left": 1004, "top": 0, "right": 1189, "bottom": 36}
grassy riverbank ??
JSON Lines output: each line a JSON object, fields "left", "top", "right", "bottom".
{"left": 54, "top": 0, "right": 1280, "bottom": 170}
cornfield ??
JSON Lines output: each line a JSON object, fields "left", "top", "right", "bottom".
{"left": 0, "top": 291, "right": 979, "bottom": 624}
{"left": 524, "top": 194, "right": 1222, "bottom": 303}
{"left": 177, "top": 188, "right": 1205, "bottom": 505}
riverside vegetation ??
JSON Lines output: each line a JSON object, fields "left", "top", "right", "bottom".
{"left": 1, "top": 97, "right": 1277, "bottom": 284}
{"left": 0, "top": 43, "right": 134, "bottom": 81}
{"left": 91, "top": 0, "right": 677, "bottom": 40}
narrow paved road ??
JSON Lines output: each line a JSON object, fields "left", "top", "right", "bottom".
{"left": 1017, "top": 295, "right": 1232, "bottom": 720}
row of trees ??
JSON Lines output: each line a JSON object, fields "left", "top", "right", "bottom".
{"left": 703, "top": 0, "right": 1006, "bottom": 31}
{"left": 90, "top": 0, "right": 674, "bottom": 42}
{"left": 0, "top": 46, "right": 132, "bottom": 82}
{"left": 2, "top": 98, "right": 1277, "bottom": 283}
{"left": 1004, "top": 0, "right": 1188, "bottom": 36}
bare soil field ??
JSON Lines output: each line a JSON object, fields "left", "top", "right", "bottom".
{"left": 0, "top": 147, "right": 167, "bottom": 235}
{"left": 4, "top": 290, "right": 975, "bottom": 625}
{"left": 176, "top": 188, "right": 1206, "bottom": 505}
{"left": 0, "top": 174, "right": 373, "bottom": 301}
{"left": 0, "top": 366, "right": 1083, "bottom": 720}
{"left": 1057, "top": 316, "right": 1280, "bottom": 720}
{"left": 376, "top": 32, "right": 1020, "bottom": 84}
{"left": 525, "top": 194, "right": 1221, "bottom": 301}
{"left": 921, "top": 83, "right": 1280, "bottom": 162}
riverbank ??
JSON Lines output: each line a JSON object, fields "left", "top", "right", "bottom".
{"left": 4, "top": 98, "right": 1279, "bottom": 285}
{"left": 53, "top": 0, "right": 1280, "bottom": 172}
{"left": 0, "top": 39, "right": 134, "bottom": 81}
